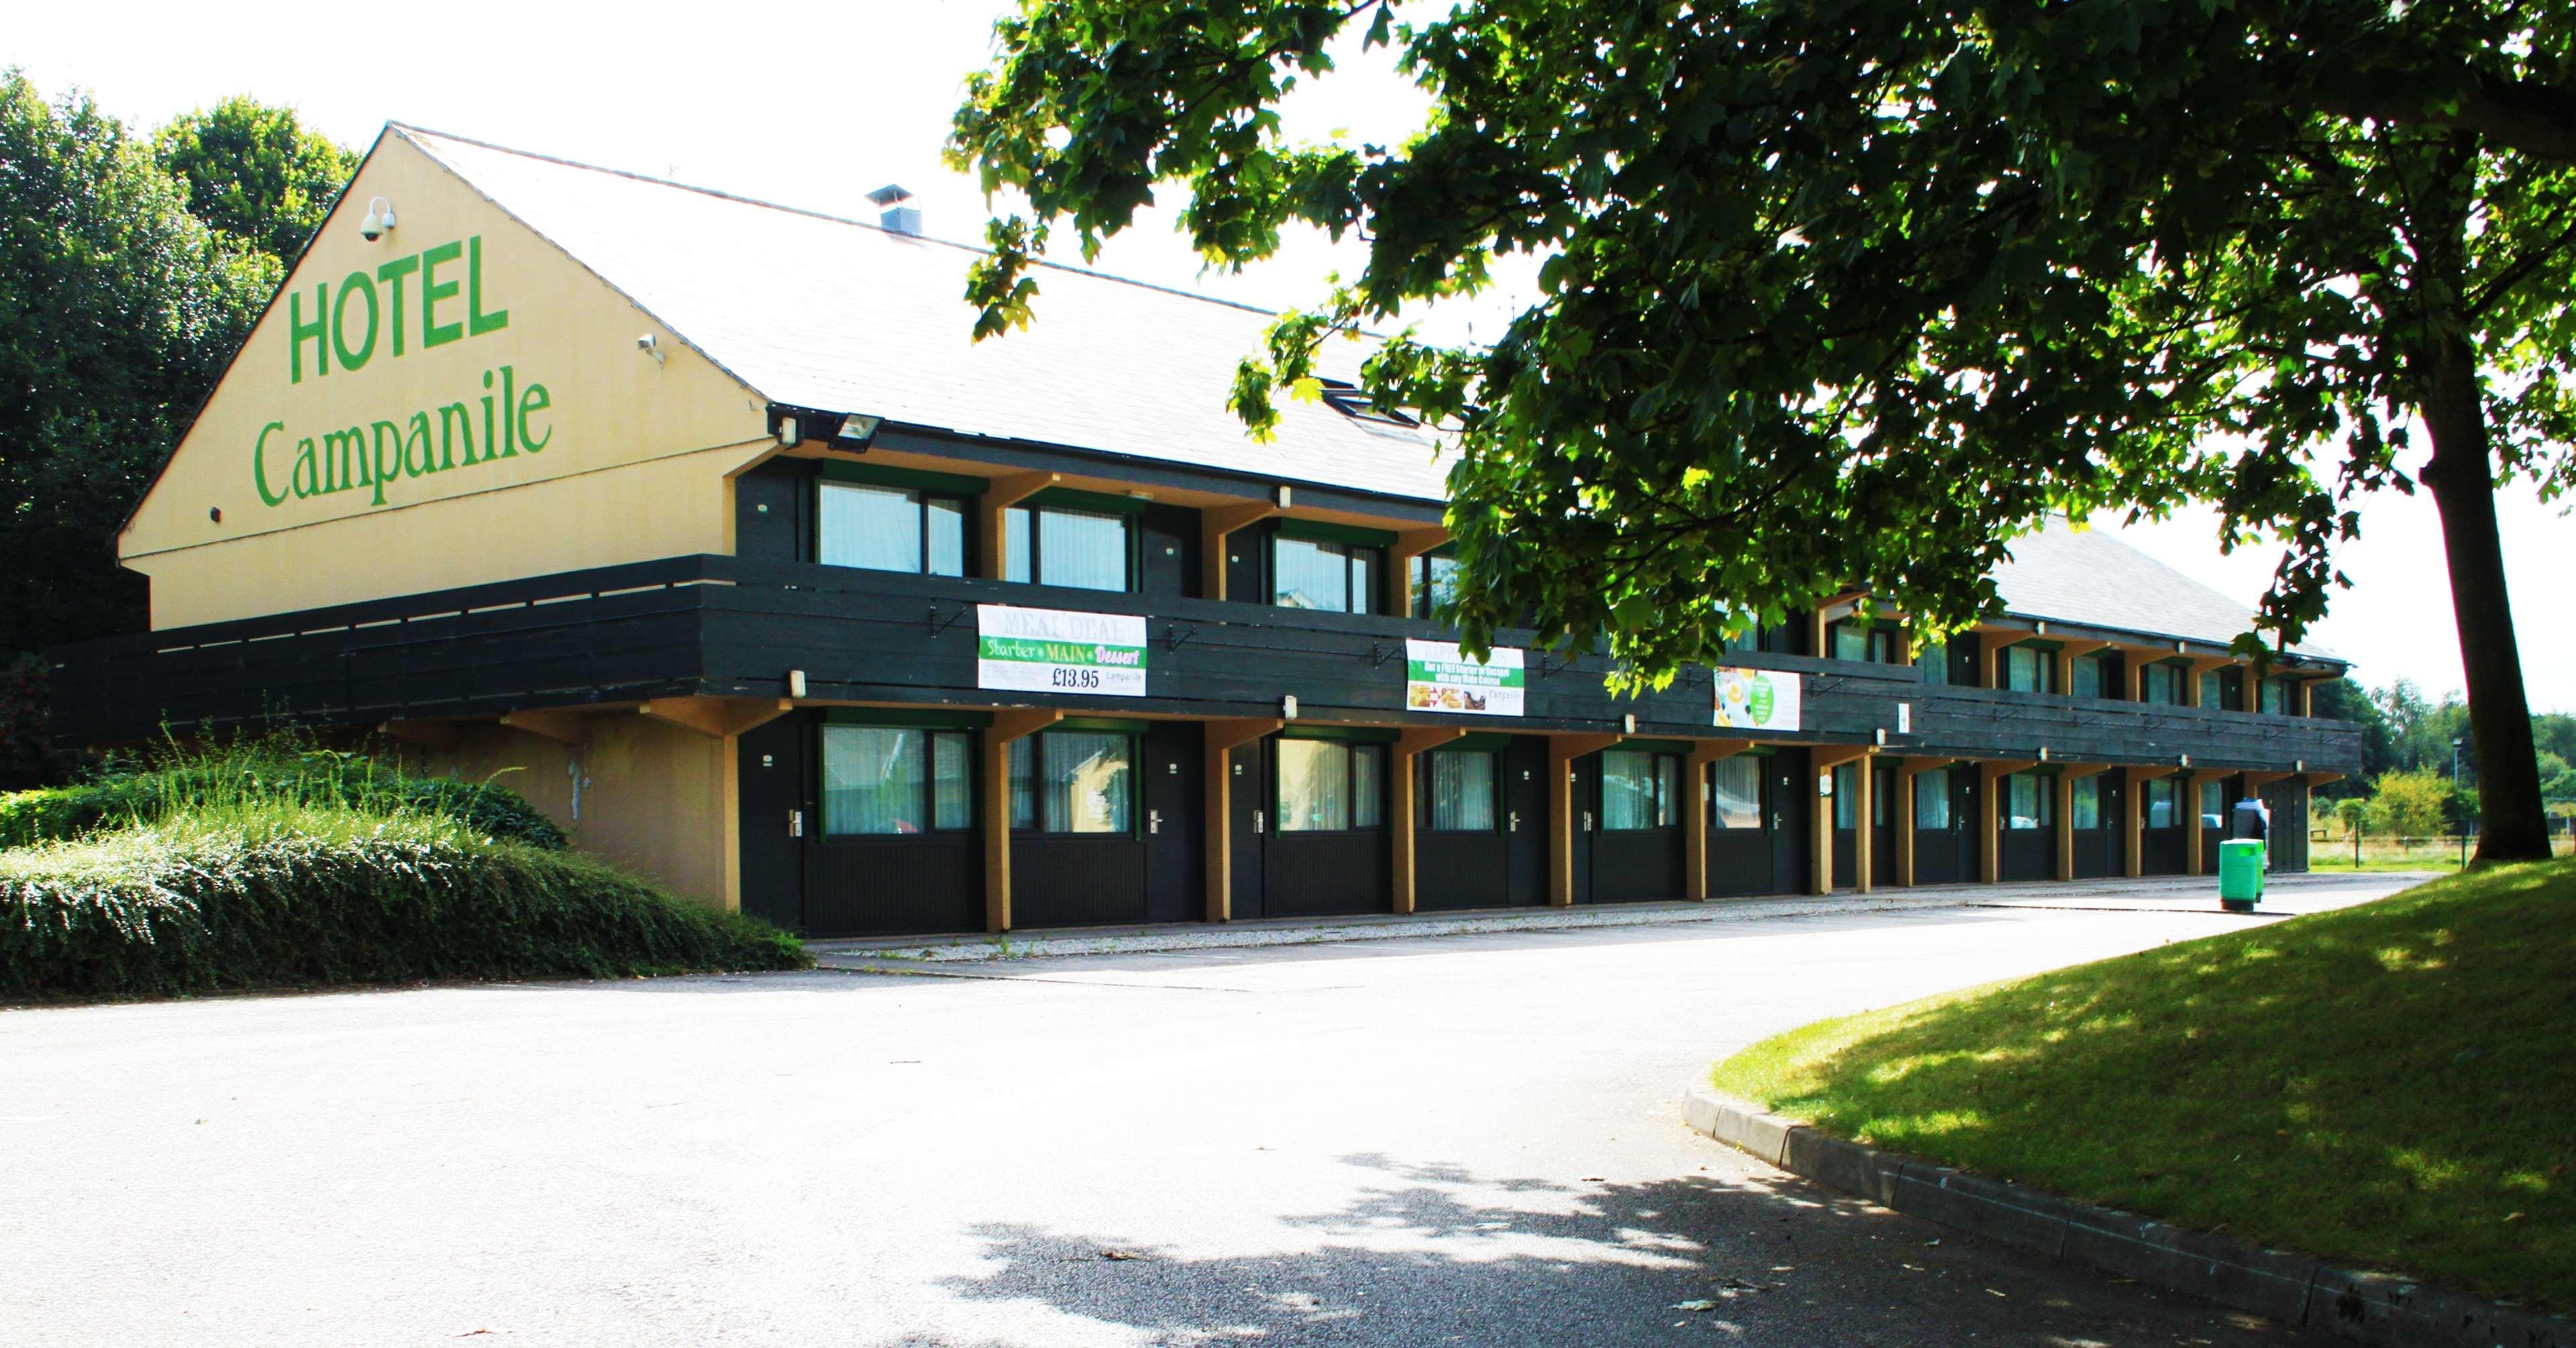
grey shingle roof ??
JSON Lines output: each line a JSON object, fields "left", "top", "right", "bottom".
{"left": 1991, "top": 517, "right": 2339, "bottom": 662}
{"left": 405, "top": 128, "right": 2336, "bottom": 664}
{"left": 403, "top": 126, "right": 1451, "bottom": 503}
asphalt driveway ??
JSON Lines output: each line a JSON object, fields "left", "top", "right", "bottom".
{"left": 0, "top": 874, "right": 2416, "bottom": 1346}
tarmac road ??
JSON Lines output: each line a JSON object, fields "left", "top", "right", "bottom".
{"left": 0, "top": 873, "right": 2415, "bottom": 1345}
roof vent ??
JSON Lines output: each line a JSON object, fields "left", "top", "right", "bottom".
{"left": 1315, "top": 378, "right": 1420, "bottom": 428}
{"left": 868, "top": 183, "right": 921, "bottom": 236}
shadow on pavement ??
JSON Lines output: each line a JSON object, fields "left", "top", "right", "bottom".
{"left": 894, "top": 1154, "right": 2293, "bottom": 1347}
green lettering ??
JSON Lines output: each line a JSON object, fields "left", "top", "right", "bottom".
{"left": 288, "top": 283, "right": 329, "bottom": 382}
{"left": 517, "top": 382, "right": 552, "bottom": 452}
{"left": 420, "top": 240, "right": 464, "bottom": 348}
{"left": 370, "top": 422, "right": 404, "bottom": 506}
{"left": 291, "top": 437, "right": 321, "bottom": 499}
{"left": 500, "top": 366, "right": 516, "bottom": 456}
{"left": 401, "top": 412, "right": 437, "bottom": 476}
{"left": 437, "top": 401, "right": 474, "bottom": 468}
{"left": 375, "top": 253, "right": 419, "bottom": 356}
{"left": 467, "top": 236, "right": 509, "bottom": 336}
{"left": 322, "top": 427, "right": 368, "bottom": 495}
{"left": 331, "top": 272, "right": 378, "bottom": 371}
{"left": 480, "top": 370, "right": 497, "bottom": 462}
{"left": 253, "top": 421, "right": 289, "bottom": 506}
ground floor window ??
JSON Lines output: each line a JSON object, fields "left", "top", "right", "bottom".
{"left": 1426, "top": 749, "right": 1497, "bottom": 831}
{"left": 1833, "top": 763, "right": 1859, "bottom": 830}
{"left": 2006, "top": 772, "right": 2053, "bottom": 829}
{"left": 1008, "top": 730, "right": 1135, "bottom": 833}
{"left": 1602, "top": 749, "right": 1679, "bottom": 829}
{"left": 822, "top": 725, "right": 973, "bottom": 835}
{"left": 1711, "top": 756, "right": 1763, "bottom": 830}
{"left": 2199, "top": 778, "right": 2226, "bottom": 829}
{"left": 1914, "top": 768, "right": 1953, "bottom": 828}
{"left": 1278, "top": 738, "right": 1384, "bottom": 831}
{"left": 2145, "top": 776, "right": 2180, "bottom": 828}
{"left": 2071, "top": 775, "right": 2102, "bottom": 829}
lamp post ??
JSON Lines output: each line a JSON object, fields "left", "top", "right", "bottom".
{"left": 2452, "top": 737, "right": 2467, "bottom": 868}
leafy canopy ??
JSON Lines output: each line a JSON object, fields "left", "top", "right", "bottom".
{"left": 951, "top": 0, "right": 2576, "bottom": 683}
{"left": 152, "top": 95, "right": 357, "bottom": 262}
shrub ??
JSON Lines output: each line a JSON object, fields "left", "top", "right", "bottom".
{"left": 0, "top": 743, "right": 566, "bottom": 851}
{"left": 0, "top": 807, "right": 806, "bottom": 1000}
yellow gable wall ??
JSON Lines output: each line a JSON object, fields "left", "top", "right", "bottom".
{"left": 121, "top": 129, "right": 772, "bottom": 629}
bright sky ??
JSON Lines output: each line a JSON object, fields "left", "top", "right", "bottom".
{"left": 15, "top": 1, "right": 2569, "bottom": 711}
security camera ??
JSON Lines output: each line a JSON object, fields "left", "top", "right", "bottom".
{"left": 358, "top": 197, "right": 395, "bottom": 242}
{"left": 360, "top": 217, "right": 384, "bottom": 242}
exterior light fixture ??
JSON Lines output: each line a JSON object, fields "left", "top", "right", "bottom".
{"left": 2179, "top": 753, "right": 2192, "bottom": 768}
{"left": 1622, "top": 714, "right": 1637, "bottom": 734}
{"left": 2039, "top": 745, "right": 2051, "bottom": 762}
{"left": 787, "top": 669, "right": 807, "bottom": 698}
{"left": 1282, "top": 694, "right": 1298, "bottom": 719}
{"left": 636, "top": 333, "right": 664, "bottom": 366}
{"left": 358, "top": 197, "right": 397, "bottom": 241}
{"left": 775, "top": 415, "right": 801, "bottom": 446}
{"left": 1273, "top": 485, "right": 1294, "bottom": 509}
{"left": 834, "top": 414, "right": 883, "bottom": 450}
{"left": 1874, "top": 727, "right": 1888, "bottom": 746}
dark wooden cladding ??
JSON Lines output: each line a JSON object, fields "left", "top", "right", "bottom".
{"left": 48, "top": 554, "right": 2362, "bottom": 784}
{"left": 2142, "top": 829, "right": 2188, "bottom": 875}
{"left": 1999, "top": 829, "right": 2053, "bottom": 882}
{"left": 805, "top": 837, "right": 981, "bottom": 937}
{"left": 1590, "top": 830, "right": 1685, "bottom": 902}
{"left": 1012, "top": 837, "right": 1149, "bottom": 928}
{"left": 1705, "top": 829, "right": 1776, "bottom": 896}
{"left": 1266, "top": 832, "right": 1391, "bottom": 917}
{"left": 1415, "top": 831, "right": 1512, "bottom": 911}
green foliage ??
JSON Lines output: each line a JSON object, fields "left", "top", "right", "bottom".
{"left": 950, "top": 0, "right": 2570, "bottom": 857}
{"left": 0, "top": 656, "right": 78, "bottom": 792}
{"left": 152, "top": 95, "right": 356, "bottom": 262}
{"left": 0, "top": 71, "right": 275, "bottom": 668}
{"left": 1713, "top": 862, "right": 2576, "bottom": 1309}
{"left": 2370, "top": 768, "right": 2467, "bottom": 839}
{"left": 0, "top": 807, "right": 805, "bottom": 1001}
{"left": 0, "top": 738, "right": 568, "bottom": 851}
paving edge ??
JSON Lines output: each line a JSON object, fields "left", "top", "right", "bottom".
{"left": 1682, "top": 1085, "right": 2569, "bottom": 1348}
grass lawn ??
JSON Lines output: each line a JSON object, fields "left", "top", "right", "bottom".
{"left": 1712, "top": 860, "right": 2576, "bottom": 1310}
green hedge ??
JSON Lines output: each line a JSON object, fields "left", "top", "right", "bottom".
{"left": 0, "top": 755, "right": 568, "bottom": 851}
{"left": 0, "top": 813, "right": 807, "bottom": 1000}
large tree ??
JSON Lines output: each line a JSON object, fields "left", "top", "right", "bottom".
{"left": 152, "top": 95, "right": 356, "bottom": 263}
{"left": 0, "top": 72, "right": 276, "bottom": 782}
{"left": 950, "top": 0, "right": 2574, "bottom": 863}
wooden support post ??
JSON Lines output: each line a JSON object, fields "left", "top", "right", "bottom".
{"left": 1390, "top": 727, "right": 1465, "bottom": 915}
{"left": 982, "top": 709, "right": 1062, "bottom": 933}
{"left": 976, "top": 470, "right": 1061, "bottom": 580}
{"left": 500, "top": 707, "right": 588, "bottom": 746}
{"left": 2184, "top": 769, "right": 2226, "bottom": 874}
{"left": 1387, "top": 526, "right": 1451, "bottom": 618}
{"left": 1200, "top": 501, "right": 1280, "bottom": 601}
{"left": 1975, "top": 760, "right": 2037, "bottom": 884}
{"left": 1854, "top": 760, "right": 1875, "bottom": 894}
{"left": 1683, "top": 739, "right": 1753, "bottom": 900}
{"left": 1201, "top": 718, "right": 1283, "bottom": 923}
{"left": 1810, "top": 745, "right": 1873, "bottom": 894}
{"left": 1547, "top": 733, "right": 1623, "bottom": 906}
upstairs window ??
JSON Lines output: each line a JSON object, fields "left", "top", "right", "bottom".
{"left": 2261, "top": 676, "right": 2291, "bottom": 715}
{"left": 2141, "top": 662, "right": 2185, "bottom": 705}
{"left": 1915, "top": 639, "right": 1950, "bottom": 685}
{"left": 1830, "top": 621, "right": 1902, "bottom": 664}
{"left": 2071, "top": 654, "right": 2105, "bottom": 698}
{"left": 1410, "top": 550, "right": 1461, "bottom": 620}
{"left": 2004, "top": 645, "right": 2056, "bottom": 694}
{"left": 819, "top": 481, "right": 968, "bottom": 577}
{"left": 2203, "top": 668, "right": 2246, "bottom": 711}
{"left": 1006, "top": 502, "right": 1132, "bottom": 592}
{"left": 1274, "top": 533, "right": 1382, "bottom": 614}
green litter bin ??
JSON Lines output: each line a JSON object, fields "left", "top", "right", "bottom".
{"left": 2218, "top": 839, "right": 2266, "bottom": 912}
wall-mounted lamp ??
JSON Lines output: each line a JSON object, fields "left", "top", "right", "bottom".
{"left": 358, "top": 197, "right": 397, "bottom": 241}
{"left": 1622, "top": 713, "right": 1637, "bottom": 734}
{"left": 834, "top": 413, "right": 883, "bottom": 451}
{"left": 2179, "top": 753, "right": 2192, "bottom": 768}
{"left": 1273, "top": 484, "right": 1294, "bottom": 509}
{"left": 2039, "top": 745, "right": 2051, "bottom": 762}
{"left": 776, "top": 415, "right": 801, "bottom": 446}
{"left": 1874, "top": 727, "right": 1888, "bottom": 746}
{"left": 637, "top": 333, "right": 665, "bottom": 366}
{"left": 787, "top": 669, "right": 807, "bottom": 698}
{"left": 1282, "top": 694, "right": 1298, "bottom": 720}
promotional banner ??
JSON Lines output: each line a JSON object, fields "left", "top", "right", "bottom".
{"left": 1713, "top": 666, "right": 1802, "bottom": 731}
{"left": 1404, "top": 640, "right": 1525, "bottom": 716}
{"left": 976, "top": 605, "right": 1148, "bottom": 696}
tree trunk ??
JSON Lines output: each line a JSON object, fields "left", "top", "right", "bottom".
{"left": 2418, "top": 335, "right": 2553, "bottom": 863}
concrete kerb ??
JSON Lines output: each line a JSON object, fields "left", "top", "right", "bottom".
{"left": 1682, "top": 1085, "right": 2571, "bottom": 1348}
{"left": 807, "top": 872, "right": 2404, "bottom": 968}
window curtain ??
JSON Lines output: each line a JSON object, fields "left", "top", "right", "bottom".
{"left": 1603, "top": 749, "right": 1665, "bottom": 829}
{"left": 1043, "top": 731, "right": 1132, "bottom": 833}
{"left": 1039, "top": 507, "right": 1127, "bottom": 590}
{"left": 1277, "top": 739, "right": 1351, "bottom": 831}
{"left": 819, "top": 483, "right": 922, "bottom": 574}
{"left": 1914, "top": 768, "right": 1952, "bottom": 828}
{"left": 822, "top": 725, "right": 923, "bottom": 835}
{"left": 1712, "top": 757, "right": 1762, "bottom": 829}
{"left": 1429, "top": 751, "right": 1497, "bottom": 831}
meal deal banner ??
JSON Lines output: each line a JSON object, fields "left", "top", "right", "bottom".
{"left": 1404, "top": 639, "right": 1525, "bottom": 716}
{"left": 976, "top": 605, "right": 1148, "bottom": 696}
{"left": 1714, "top": 666, "right": 1802, "bottom": 731}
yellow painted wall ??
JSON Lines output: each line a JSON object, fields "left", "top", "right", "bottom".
{"left": 122, "top": 129, "right": 769, "bottom": 628}
{"left": 404, "top": 715, "right": 737, "bottom": 911}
